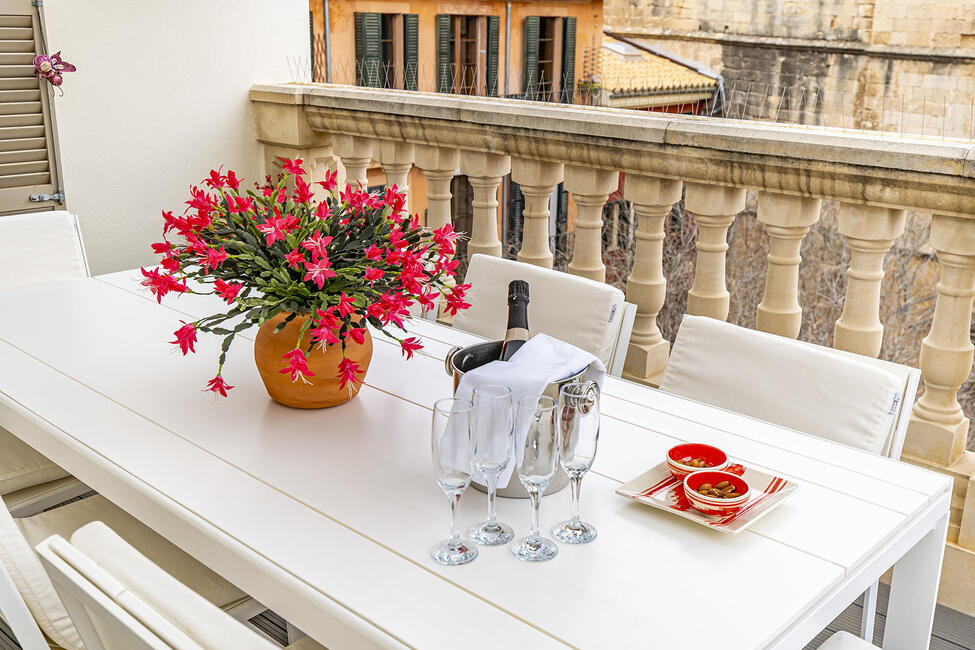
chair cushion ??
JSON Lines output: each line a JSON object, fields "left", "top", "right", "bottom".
{"left": 660, "top": 315, "right": 905, "bottom": 455}
{"left": 0, "top": 426, "right": 70, "bottom": 498}
{"left": 69, "top": 521, "right": 277, "bottom": 650}
{"left": 0, "top": 211, "right": 88, "bottom": 292}
{"left": 18, "top": 495, "right": 247, "bottom": 611}
{"left": 2, "top": 476, "right": 85, "bottom": 514}
{"left": 453, "top": 254, "right": 625, "bottom": 367}
{"left": 819, "top": 631, "right": 876, "bottom": 649}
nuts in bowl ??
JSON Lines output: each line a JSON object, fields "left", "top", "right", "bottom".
{"left": 666, "top": 443, "right": 729, "bottom": 480}
{"left": 683, "top": 470, "right": 751, "bottom": 516}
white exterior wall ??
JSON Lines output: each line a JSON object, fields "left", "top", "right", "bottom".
{"left": 43, "top": 0, "right": 309, "bottom": 274}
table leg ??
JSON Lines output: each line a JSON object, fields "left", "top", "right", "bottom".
{"left": 882, "top": 512, "right": 949, "bottom": 650}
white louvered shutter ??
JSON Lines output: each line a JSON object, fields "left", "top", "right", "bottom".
{"left": 0, "top": 0, "right": 61, "bottom": 215}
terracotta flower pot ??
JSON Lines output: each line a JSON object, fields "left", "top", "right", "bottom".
{"left": 253, "top": 312, "right": 372, "bottom": 409}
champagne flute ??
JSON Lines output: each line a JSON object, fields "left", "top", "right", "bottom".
{"left": 430, "top": 397, "right": 478, "bottom": 566}
{"left": 468, "top": 384, "right": 515, "bottom": 546}
{"left": 553, "top": 381, "right": 600, "bottom": 544}
{"left": 511, "top": 395, "right": 560, "bottom": 562}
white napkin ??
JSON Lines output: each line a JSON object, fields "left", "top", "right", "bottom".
{"left": 454, "top": 333, "right": 605, "bottom": 488}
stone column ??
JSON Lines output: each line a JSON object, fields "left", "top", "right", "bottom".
{"left": 378, "top": 140, "right": 414, "bottom": 214}
{"left": 623, "top": 175, "right": 683, "bottom": 385}
{"left": 414, "top": 145, "right": 458, "bottom": 230}
{"left": 685, "top": 183, "right": 747, "bottom": 320}
{"left": 333, "top": 134, "right": 374, "bottom": 189}
{"left": 755, "top": 192, "right": 822, "bottom": 338}
{"left": 252, "top": 100, "right": 334, "bottom": 194}
{"left": 565, "top": 166, "right": 619, "bottom": 281}
{"left": 511, "top": 158, "right": 564, "bottom": 268}
{"left": 906, "top": 214, "right": 975, "bottom": 467}
{"left": 459, "top": 151, "right": 510, "bottom": 258}
{"left": 833, "top": 204, "right": 907, "bottom": 357}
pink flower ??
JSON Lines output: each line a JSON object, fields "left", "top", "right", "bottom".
{"left": 279, "top": 348, "right": 314, "bottom": 383}
{"left": 256, "top": 209, "right": 298, "bottom": 246}
{"left": 432, "top": 223, "right": 461, "bottom": 257}
{"left": 279, "top": 157, "right": 305, "bottom": 176}
{"left": 151, "top": 241, "right": 173, "bottom": 255}
{"left": 366, "top": 301, "right": 385, "bottom": 320}
{"left": 384, "top": 185, "right": 406, "bottom": 216}
{"left": 293, "top": 175, "right": 314, "bottom": 204}
{"left": 140, "top": 267, "right": 188, "bottom": 303}
{"left": 364, "top": 244, "right": 383, "bottom": 261}
{"left": 204, "top": 374, "right": 234, "bottom": 397}
{"left": 204, "top": 168, "right": 225, "bottom": 189}
{"left": 310, "top": 311, "right": 340, "bottom": 347}
{"left": 229, "top": 195, "right": 254, "bottom": 213}
{"left": 318, "top": 169, "right": 338, "bottom": 191}
{"left": 444, "top": 283, "right": 472, "bottom": 317}
{"left": 315, "top": 202, "right": 331, "bottom": 220}
{"left": 346, "top": 327, "right": 366, "bottom": 345}
{"left": 214, "top": 279, "right": 242, "bottom": 303}
{"left": 170, "top": 321, "right": 197, "bottom": 355}
{"left": 284, "top": 247, "right": 305, "bottom": 270}
{"left": 225, "top": 170, "right": 241, "bottom": 190}
{"left": 301, "top": 231, "right": 333, "bottom": 259}
{"left": 363, "top": 266, "right": 384, "bottom": 285}
{"left": 400, "top": 337, "right": 423, "bottom": 360}
{"left": 202, "top": 246, "right": 228, "bottom": 272}
{"left": 337, "top": 292, "right": 356, "bottom": 318}
{"left": 303, "top": 256, "right": 337, "bottom": 289}
{"left": 336, "top": 357, "right": 364, "bottom": 391}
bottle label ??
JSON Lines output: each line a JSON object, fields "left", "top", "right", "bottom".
{"left": 504, "top": 327, "right": 530, "bottom": 340}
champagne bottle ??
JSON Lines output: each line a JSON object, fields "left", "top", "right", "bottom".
{"left": 500, "top": 280, "right": 530, "bottom": 361}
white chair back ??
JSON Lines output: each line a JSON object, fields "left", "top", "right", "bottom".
{"left": 453, "top": 254, "right": 635, "bottom": 375}
{"left": 35, "top": 522, "right": 277, "bottom": 650}
{"left": 659, "top": 315, "right": 919, "bottom": 458}
{"left": 0, "top": 211, "right": 89, "bottom": 291}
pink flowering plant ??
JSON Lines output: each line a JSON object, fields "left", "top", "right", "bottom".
{"left": 141, "top": 158, "right": 469, "bottom": 397}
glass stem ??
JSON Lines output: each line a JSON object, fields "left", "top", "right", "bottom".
{"left": 570, "top": 474, "right": 582, "bottom": 525}
{"left": 485, "top": 472, "right": 499, "bottom": 525}
{"left": 447, "top": 492, "right": 460, "bottom": 543}
{"left": 528, "top": 487, "right": 541, "bottom": 540}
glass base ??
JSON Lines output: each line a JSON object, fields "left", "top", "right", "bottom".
{"left": 552, "top": 519, "right": 597, "bottom": 544}
{"left": 431, "top": 538, "right": 478, "bottom": 566}
{"left": 510, "top": 535, "right": 558, "bottom": 562}
{"left": 468, "top": 520, "right": 514, "bottom": 546}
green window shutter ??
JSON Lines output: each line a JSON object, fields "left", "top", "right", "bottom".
{"left": 403, "top": 14, "right": 419, "bottom": 91}
{"left": 436, "top": 14, "right": 452, "bottom": 93}
{"left": 523, "top": 16, "right": 540, "bottom": 99}
{"left": 560, "top": 16, "right": 577, "bottom": 103}
{"left": 361, "top": 13, "right": 382, "bottom": 87}
{"left": 354, "top": 13, "right": 365, "bottom": 85}
{"left": 486, "top": 16, "right": 500, "bottom": 97}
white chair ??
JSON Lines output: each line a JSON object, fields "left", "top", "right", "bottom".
{"left": 659, "top": 314, "right": 921, "bottom": 642}
{"left": 819, "top": 631, "right": 875, "bottom": 648}
{"left": 0, "top": 211, "right": 92, "bottom": 516}
{"left": 34, "top": 522, "right": 324, "bottom": 650}
{"left": 453, "top": 254, "right": 637, "bottom": 376}
{"left": 0, "top": 494, "right": 263, "bottom": 649}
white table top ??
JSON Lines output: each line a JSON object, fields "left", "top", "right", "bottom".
{"left": 0, "top": 271, "right": 952, "bottom": 649}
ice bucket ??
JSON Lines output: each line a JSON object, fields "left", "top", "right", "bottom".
{"left": 444, "top": 339, "right": 583, "bottom": 498}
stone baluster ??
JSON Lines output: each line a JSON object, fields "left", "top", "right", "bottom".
{"left": 252, "top": 100, "right": 334, "bottom": 192}
{"left": 378, "top": 141, "right": 414, "bottom": 214}
{"left": 459, "top": 151, "right": 510, "bottom": 258}
{"left": 565, "top": 166, "right": 618, "bottom": 281}
{"left": 333, "top": 134, "right": 374, "bottom": 189}
{"left": 623, "top": 175, "right": 683, "bottom": 384}
{"left": 755, "top": 193, "right": 822, "bottom": 338}
{"left": 414, "top": 145, "right": 458, "bottom": 230}
{"left": 685, "top": 183, "right": 747, "bottom": 320}
{"left": 511, "top": 158, "right": 564, "bottom": 268}
{"left": 906, "top": 214, "right": 975, "bottom": 467}
{"left": 833, "top": 204, "right": 907, "bottom": 356}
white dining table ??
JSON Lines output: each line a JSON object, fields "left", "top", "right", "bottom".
{"left": 0, "top": 269, "right": 952, "bottom": 650}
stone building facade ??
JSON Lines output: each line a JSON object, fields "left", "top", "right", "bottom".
{"left": 605, "top": 0, "right": 975, "bottom": 138}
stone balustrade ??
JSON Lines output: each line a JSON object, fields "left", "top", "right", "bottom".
{"left": 251, "top": 82, "right": 975, "bottom": 614}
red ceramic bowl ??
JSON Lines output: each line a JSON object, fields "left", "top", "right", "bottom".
{"left": 683, "top": 470, "right": 751, "bottom": 516}
{"left": 666, "top": 443, "right": 729, "bottom": 480}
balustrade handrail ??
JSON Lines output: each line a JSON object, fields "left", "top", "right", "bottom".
{"left": 251, "top": 82, "right": 975, "bottom": 217}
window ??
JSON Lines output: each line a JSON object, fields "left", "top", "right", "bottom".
{"left": 436, "top": 15, "right": 500, "bottom": 96}
{"left": 354, "top": 13, "right": 418, "bottom": 90}
{"left": 522, "top": 16, "right": 577, "bottom": 103}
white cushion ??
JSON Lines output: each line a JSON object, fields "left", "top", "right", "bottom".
{"left": 660, "top": 315, "right": 905, "bottom": 455}
{"left": 0, "top": 426, "right": 70, "bottom": 494}
{"left": 820, "top": 631, "right": 876, "bottom": 649}
{"left": 0, "top": 494, "right": 249, "bottom": 650}
{"left": 453, "top": 254, "right": 625, "bottom": 367}
{"left": 0, "top": 211, "right": 88, "bottom": 291}
{"left": 70, "top": 521, "right": 277, "bottom": 650}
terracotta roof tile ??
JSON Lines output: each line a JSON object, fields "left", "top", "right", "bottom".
{"left": 598, "top": 39, "right": 717, "bottom": 95}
